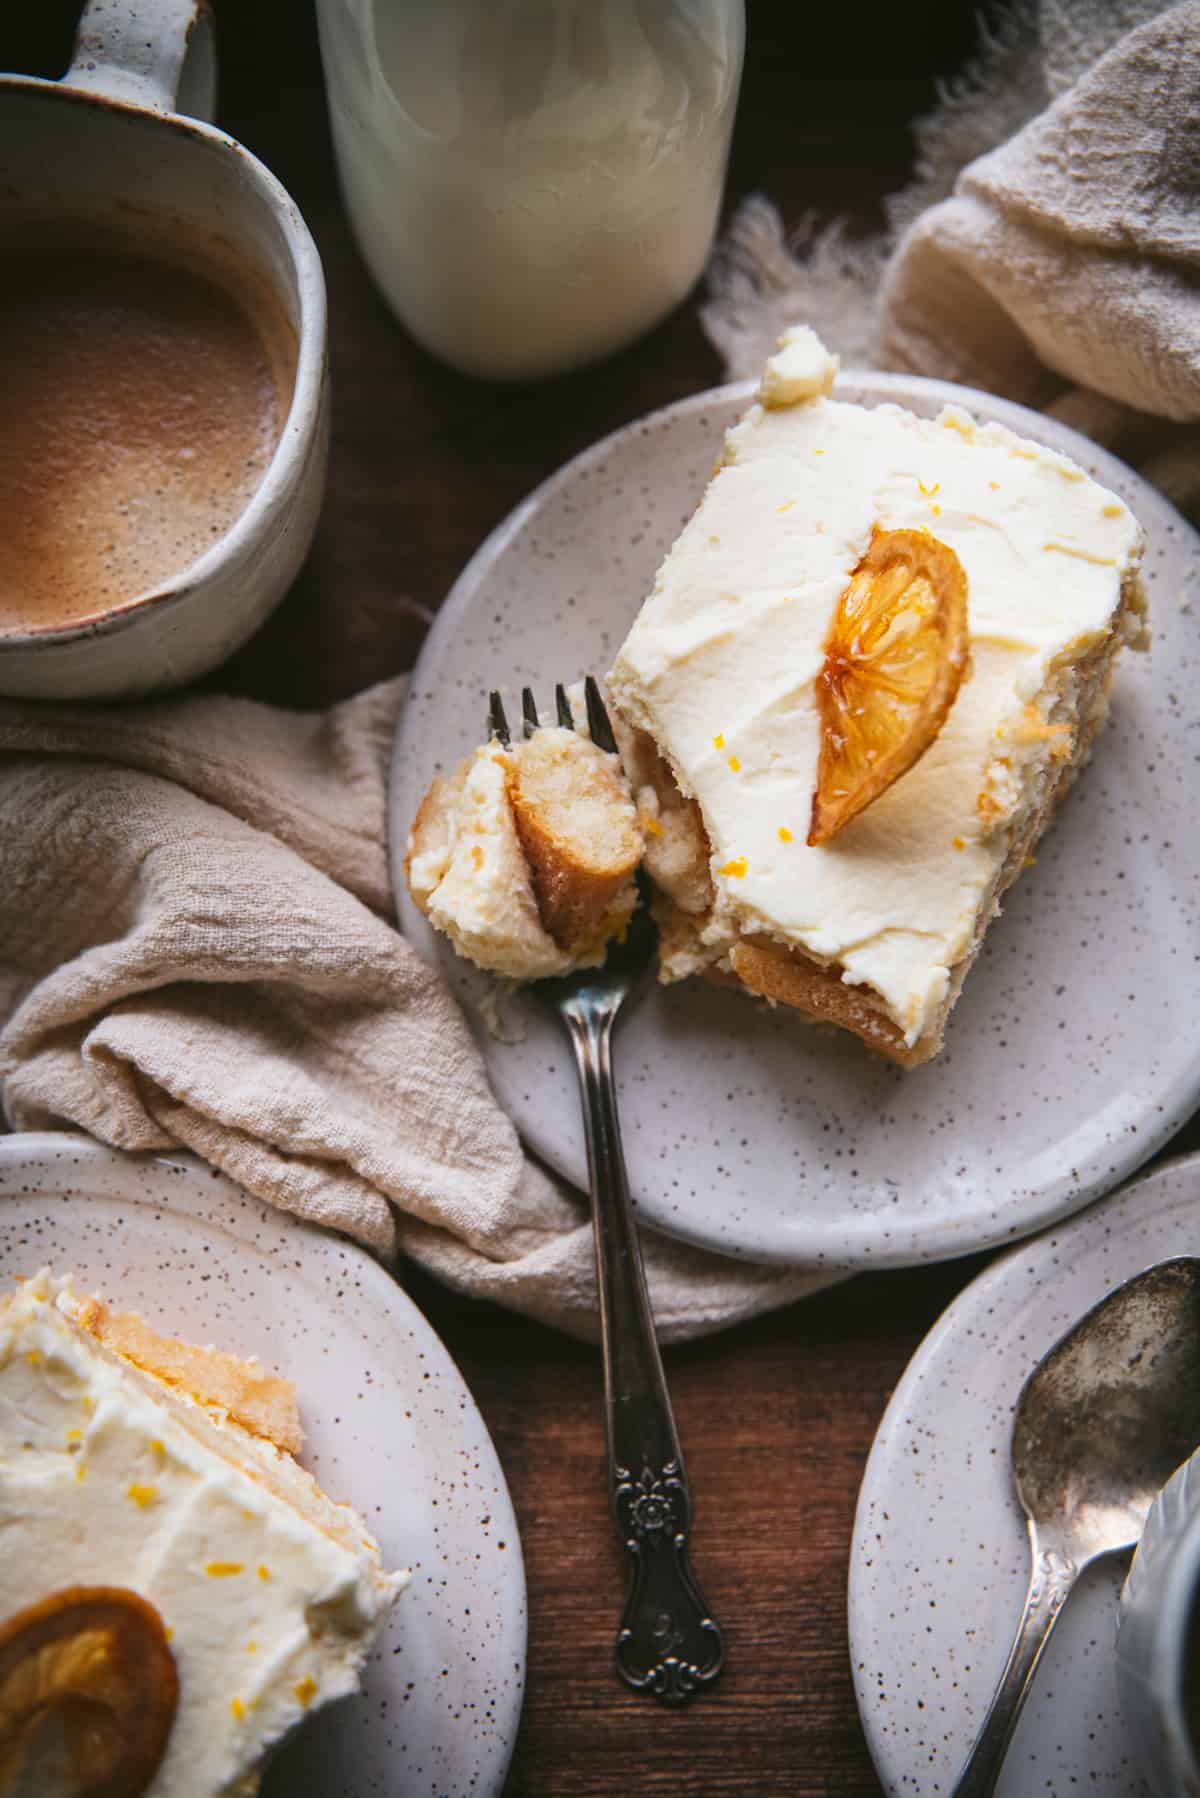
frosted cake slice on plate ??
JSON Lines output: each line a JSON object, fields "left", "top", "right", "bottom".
{"left": 607, "top": 328, "right": 1147, "bottom": 1066}
{"left": 0, "top": 1269, "right": 406, "bottom": 1796}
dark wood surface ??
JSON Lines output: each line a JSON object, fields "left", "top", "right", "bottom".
{"left": 5, "top": 3, "right": 1198, "bottom": 1793}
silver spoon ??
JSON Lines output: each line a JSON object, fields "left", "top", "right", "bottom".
{"left": 951, "top": 1255, "right": 1200, "bottom": 1797}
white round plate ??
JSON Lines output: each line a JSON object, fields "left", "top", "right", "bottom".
{"left": 390, "top": 373, "right": 1200, "bottom": 1268}
{"left": 0, "top": 1133, "right": 526, "bottom": 1798}
{"left": 849, "top": 1146, "right": 1200, "bottom": 1796}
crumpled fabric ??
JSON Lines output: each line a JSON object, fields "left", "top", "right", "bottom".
{"left": 0, "top": 682, "right": 833, "bottom": 1342}
{"left": 702, "top": 0, "right": 1200, "bottom": 522}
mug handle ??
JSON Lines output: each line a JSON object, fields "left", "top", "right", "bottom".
{"left": 63, "top": 0, "right": 217, "bottom": 122}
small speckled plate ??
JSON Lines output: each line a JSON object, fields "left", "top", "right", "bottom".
{"left": 0, "top": 1133, "right": 526, "bottom": 1798}
{"left": 391, "top": 374, "right": 1200, "bottom": 1269}
{"left": 849, "top": 1147, "right": 1200, "bottom": 1795}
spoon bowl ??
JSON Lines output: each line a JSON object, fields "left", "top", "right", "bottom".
{"left": 952, "top": 1256, "right": 1200, "bottom": 1796}
{"left": 1015, "top": 1257, "right": 1200, "bottom": 1548}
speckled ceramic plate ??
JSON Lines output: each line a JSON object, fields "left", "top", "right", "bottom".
{"left": 390, "top": 374, "right": 1200, "bottom": 1268}
{"left": 849, "top": 1147, "right": 1200, "bottom": 1795}
{"left": 0, "top": 1133, "right": 526, "bottom": 1798}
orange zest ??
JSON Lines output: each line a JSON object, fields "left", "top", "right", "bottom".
{"left": 808, "top": 527, "right": 969, "bottom": 845}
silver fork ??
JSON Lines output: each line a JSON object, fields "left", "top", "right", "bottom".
{"left": 489, "top": 676, "right": 725, "bottom": 1704}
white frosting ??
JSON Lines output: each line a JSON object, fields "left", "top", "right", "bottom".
{"left": 0, "top": 1273, "right": 405, "bottom": 1797}
{"left": 759, "top": 327, "right": 839, "bottom": 407}
{"left": 608, "top": 369, "right": 1144, "bottom": 1047}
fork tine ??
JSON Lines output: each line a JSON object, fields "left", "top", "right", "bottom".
{"left": 584, "top": 675, "right": 618, "bottom": 754}
{"left": 488, "top": 690, "right": 510, "bottom": 747}
{"left": 493, "top": 678, "right": 618, "bottom": 752}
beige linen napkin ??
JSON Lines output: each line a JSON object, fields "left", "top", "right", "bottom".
{"left": 702, "top": 0, "right": 1200, "bottom": 521}
{"left": 0, "top": 682, "right": 832, "bottom": 1342}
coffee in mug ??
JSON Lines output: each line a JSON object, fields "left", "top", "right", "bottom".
{"left": 0, "top": 0, "right": 328, "bottom": 701}
{"left": 0, "top": 218, "right": 296, "bottom": 634}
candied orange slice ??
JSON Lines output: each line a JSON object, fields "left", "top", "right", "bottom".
{"left": 0, "top": 1587, "right": 178, "bottom": 1797}
{"left": 808, "top": 527, "right": 968, "bottom": 845}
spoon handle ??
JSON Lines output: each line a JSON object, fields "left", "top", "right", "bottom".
{"left": 950, "top": 1539, "right": 1078, "bottom": 1796}
{"left": 559, "top": 992, "right": 724, "bottom": 1703}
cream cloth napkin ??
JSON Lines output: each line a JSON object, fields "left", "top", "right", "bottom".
{"left": 0, "top": 683, "right": 832, "bottom": 1343}
{"left": 702, "top": 0, "right": 1200, "bottom": 522}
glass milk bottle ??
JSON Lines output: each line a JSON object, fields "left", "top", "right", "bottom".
{"left": 316, "top": 0, "right": 744, "bottom": 379}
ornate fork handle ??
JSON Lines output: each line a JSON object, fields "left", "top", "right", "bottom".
{"left": 559, "top": 987, "right": 725, "bottom": 1703}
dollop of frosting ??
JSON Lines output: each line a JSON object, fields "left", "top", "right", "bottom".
{"left": 759, "top": 325, "right": 840, "bottom": 407}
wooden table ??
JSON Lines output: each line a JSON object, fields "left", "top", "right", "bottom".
{"left": 6, "top": 3, "right": 1198, "bottom": 1792}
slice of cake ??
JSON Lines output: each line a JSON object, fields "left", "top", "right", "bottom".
{"left": 406, "top": 718, "right": 641, "bottom": 981}
{"left": 0, "top": 1270, "right": 406, "bottom": 1797}
{"left": 607, "top": 327, "right": 1147, "bottom": 1065}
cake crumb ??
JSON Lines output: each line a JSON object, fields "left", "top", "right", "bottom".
{"left": 477, "top": 982, "right": 528, "bottom": 1046}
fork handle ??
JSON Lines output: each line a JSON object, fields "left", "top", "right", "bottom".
{"left": 560, "top": 996, "right": 725, "bottom": 1703}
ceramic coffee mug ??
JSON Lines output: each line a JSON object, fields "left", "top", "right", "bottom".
{"left": 1118, "top": 1447, "right": 1200, "bottom": 1796}
{"left": 0, "top": 0, "right": 328, "bottom": 700}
